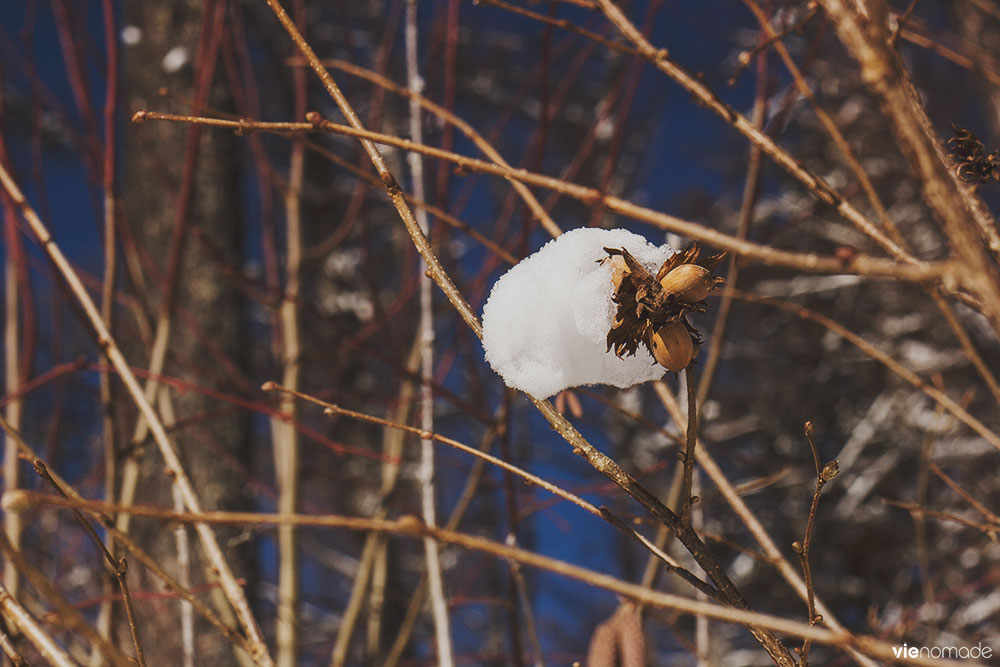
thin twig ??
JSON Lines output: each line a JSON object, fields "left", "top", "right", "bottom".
{"left": 264, "top": 382, "right": 711, "bottom": 591}
{"left": 0, "top": 528, "right": 133, "bottom": 667}
{"left": 0, "top": 621, "right": 24, "bottom": 666}
{"left": 729, "top": 5, "right": 819, "bottom": 86}
{"left": 405, "top": 2, "right": 454, "bottom": 663}
{"left": 794, "top": 422, "right": 839, "bottom": 666}
{"left": 96, "top": 0, "right": 120, "bottom": 656}
{"left": 930, "top": 463, "right": 1000, "bottom": 524}
{"left": 134, "top": 109, "right": 955, "bottom": 286}
{"left": 300, "top": 56, "right": 560, "bottom": 238}
{"left": 1, "top": 174, "right": 22, "bottom": 614}
{"left": 33, "top": 459, "right": 146, "bottom": 666}
{"left": 884, "top": 499, "right": 999, "bottom": 537}
{"left": 889, "top": 0, "right": 921, "bottom": 48}
{"left": 0, "top": 412, "right": 252, "bottom": 654}
{"left": 680, "top": 366, "right": 699, "bottom": 526}
{"left": 4, "top": 491, "right": 967, "bottom": 666}
{"left": 653, "top": 383, "right": 878, "bottom": 667}
{"left": 0, "top": 578, "right": 75, "bottom": 667}
{"left": 732, "top": 289, "right": 1000, "bottom": 453}
{"left": 273, "top": 2, "right": 305, "bottom": 662}
{"left": 697, "top": 29, "right": 767, "bottom": 407}
{"left": 0, "top": 151, "right": 274, "bottom": 666}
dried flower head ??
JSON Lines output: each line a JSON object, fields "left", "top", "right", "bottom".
{"left": 948, "top": 123, "right": 1000, "bottom": 184}
{"left": 602, "top": 242, "right": 725, "bottom": 372}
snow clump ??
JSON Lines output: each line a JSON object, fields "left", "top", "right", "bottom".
{"left": 481, "top": 227, "right": 675, "bottom": 399}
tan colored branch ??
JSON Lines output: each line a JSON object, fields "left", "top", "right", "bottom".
{"left": 134, "top": 110, "right": 955, "bottom": 286}
{"left": 5, "top": 492, "right": 967, "bottom": 667}
{"left": 0, "top": 159, "right": 274, "bottom": 667}
{"left": 817, "top": 0, "right": 1000, "bottom": 335}
{"left": 0, "top": 579, "right": 75, "bottom": 667}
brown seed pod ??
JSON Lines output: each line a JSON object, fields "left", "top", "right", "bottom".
{"left": 658, "top": 263, "right": 717, "bottom": 304}
{"left": 603, "top": 254, "right": 629, "bottom": 292}
{"left": 603, "top": 243, "right": 722, "bottom": 371}
{"left": 649, "top": 321, "right": 696, "bottom": 372}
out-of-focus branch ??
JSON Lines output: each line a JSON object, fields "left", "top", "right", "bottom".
{"left": 273, "top": 2, "right": 305, "bottom": 664}
{"left": 134, "top": 111, "right": 956, "bottom": 286}
{"left": 0, "top": 578, "right": 75, "bottom": 667}
{"left": 2, "top": 185, "right": 21, "bottom": 610}
{"left": 32, "top": 459, "right": 146, "bottom": 666}
{"left": 295, "top": 57, "right": 560, "bottom": 238}
{"left": 589, "top": 0, "right": 913, "bottom": 264}
{"left": 0, "top": 501, "right": 132, "bottom": 667}
{"left": 654, "top": 383, "right": 879, "bottom": 667}
{"left": 405, "top": 2, "right": 454, "bottom": 664}
{"left": 4, "top": 491, "right": 965, "bottom": 667}
{"left": 0, "top": 159, "right": 274, "bottom": 667}
{"left": 95, "top": 0, "right": 120, "bottom": 657}
{"left": 817, "top": 0, "right": 1000, "bottom": 335}
{"left": 733, "top": 289, "right": 1000, "bottom": 453}
{"left": 0, "top": 417, "right": 253, "bottom": 655}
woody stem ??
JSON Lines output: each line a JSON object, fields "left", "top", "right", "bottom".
{"left": 680, "top": 364, "right": 699, "bottom": 526}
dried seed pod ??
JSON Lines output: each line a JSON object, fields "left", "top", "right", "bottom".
{"left": 649, "top": 321, "right": 695, "bottom": 372}
{"left": 603, "top": 254, "right": 628, "bottom": 292}
{"left": 658, "top": 263, "right": 717, "bottom": 304}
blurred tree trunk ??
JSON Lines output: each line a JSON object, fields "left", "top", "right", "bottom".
{"left": 119, "top": 1, "right": 253, "bottom": 662}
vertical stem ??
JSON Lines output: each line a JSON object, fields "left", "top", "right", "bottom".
{"left": 406, "top": 1, "right": 453, "bottom": 663}
{"left": 2, "top": 195, "right": 21, "bottom": 607}
{"left": 173, "top": 484, "right": 195, "bottom": 667}
{"left": 275, "top": 2, "right": 305, "bottom": 664}
{"left": 95, "top": 0, "right": 119, "bottom": 656}
{"left": 680, "top": 365, "right": 699, "bottom": 525}
{"left": 0, "top": 148, "right": 274, "bottom": 667}
{"left": 692, "top": 470, "right": 709, "bottom": 666}
{"left": 797, "top": 421, "right": 837, "bottom": 666}
{"left": 160, "top": 390, "right": 194, "bottom": 667}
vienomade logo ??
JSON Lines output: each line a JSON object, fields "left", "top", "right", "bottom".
{"left": 891, "top": 642, "right": 993, "bottom": 661}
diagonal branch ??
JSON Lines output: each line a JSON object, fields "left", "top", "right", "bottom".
{"left": 0, "top": 159, "right": 274, "bottom": 667}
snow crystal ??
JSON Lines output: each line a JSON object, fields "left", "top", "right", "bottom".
{"left": 481, "top": 228, "right": 676, "bottom": 399}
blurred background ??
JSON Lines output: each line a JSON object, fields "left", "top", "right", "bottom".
{"left": 1, "top": 0, "right": 999, "bottom": 664}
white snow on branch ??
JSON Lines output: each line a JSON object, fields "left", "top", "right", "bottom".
{"left": 482, "top": 227, "right": 675, "bottom": 399}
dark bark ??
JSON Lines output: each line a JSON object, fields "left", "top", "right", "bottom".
{"left": 120, "top": 1, "right": 253, "bottom": 661}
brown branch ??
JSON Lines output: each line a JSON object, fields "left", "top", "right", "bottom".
{"left": 591, "top": 0, "right": 918, "bottom": 264}
{"left": 134, "top": 110, "right": 955, "bottom": 285}
{"left": 680, "top": 365, "right": 699, "bottom": 526}
{"left": 0, "top": 578, "right": 75, "bottom": 667}
{"left": 884, "top": 499, "right": 1000, "bottom": 537}
{"left": 732, "top": 289, "right": 1000, "bottom": 453}
{"left": 653, "top": 383, "right": 879, "bottom": 667}
{"left": 32, "top": 459, "right": 146, "bottom": 666}
{"left": 0, "top": 529, "right": 133, "bottom": 667}
{"left": 0, "top": 152, "right": 273, "bottom": 667}
{"left": 929, "top": 463, "right": 1000, "bottom": 524}
{"left": 793, "top": 422, "right": 840, "bottom": 666}
{"left": 818, "top": 0, "right": 1000, "bottom": 335}
{"left": 3, "top": 491, "right": 967, "bottom": 666}
{"left": 263, "top": 382, "right": 715, "bottom": 595}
